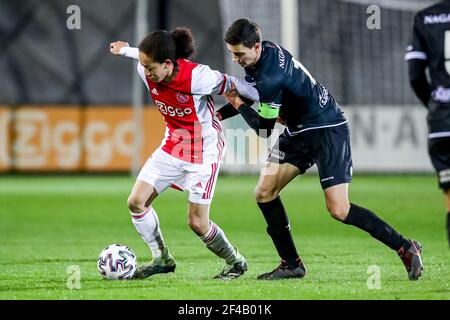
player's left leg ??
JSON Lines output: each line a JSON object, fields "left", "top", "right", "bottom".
{"left": 127, "top": 180, "right": 167, "bottom": 260}
{"left": 130, "top": 149, "right": 185, "bottom": 279}
{"left": 319, "top": 123, "right": 423, "bottom": 280}
{"left": 254, "top": 161, "right": 307, "bottom": 280}
{"left": 252, "top": 130, "right": 314, "bottom": 280}
{"left": 186, "top": 162, "right": 247, "bottom": 279}
{"left": 188, "top": 202, "right": 247, "bottom": 279}
{"left": 324, "top": 184, "right": 423, "bottom": 280}
{"left": 128, "top": 180, "right": 176, "bottom": 279}
{"left": 324, "top": 183, "right": 410, "bottom": 253}
{"left": 324, "top": 183, "right": 409, "bottom": 251}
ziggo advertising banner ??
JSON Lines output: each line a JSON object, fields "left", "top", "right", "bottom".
{"left": 0, "top": 106, "right": 165, "bottom": 171}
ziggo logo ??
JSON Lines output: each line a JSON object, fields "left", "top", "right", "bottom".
{"left": 155, "top": 100, "right": 193, "bottom": 118}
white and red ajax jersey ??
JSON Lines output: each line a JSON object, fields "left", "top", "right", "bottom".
{"left": 119, "top": 46, "right": 259, "bottom": 164}
{"left": 138, "top": 59, "right": 227, "bottom": 164}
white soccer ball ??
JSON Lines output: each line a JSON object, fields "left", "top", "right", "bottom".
{"left": 97, "top": 244, "right": 137, "bottom": 280}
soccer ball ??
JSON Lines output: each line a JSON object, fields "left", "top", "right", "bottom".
{"left": 97, "top": 244, "right": 137, "bottom": 280}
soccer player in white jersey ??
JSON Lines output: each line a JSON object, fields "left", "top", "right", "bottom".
{"left": 110, "top": 27, "right": 258, "bottom": 279}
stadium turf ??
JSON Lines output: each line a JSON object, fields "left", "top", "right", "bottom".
{"left": 0, "top": 174, "right": 448, "bottom": 300}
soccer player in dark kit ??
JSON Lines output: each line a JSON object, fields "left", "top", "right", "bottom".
{"left": 406, "top": 0, "right": 450, "bottom": 247}
{"left": 216, "top": 18, "right": 424, "bottom": 280}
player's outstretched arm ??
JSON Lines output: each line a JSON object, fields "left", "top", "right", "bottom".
{"left": 110, "top": 41, "right": 139, "bottom": 60}
{"left": 228, "top": 76, "right": 259, "bottom": 102}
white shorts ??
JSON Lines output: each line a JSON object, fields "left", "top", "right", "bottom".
{"left": 137, "top": 148, "right": 220, "bottom": 204}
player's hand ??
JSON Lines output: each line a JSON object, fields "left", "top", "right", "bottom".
{"left": 276, "top": 116, "right": 286, "bottom": 126}
{"left": 215, "top": 111, "right": 223, "bottom": 121}
{"left": 223, "top": 84, "right": 243, "bottom": 109}
{"left": 110, "top": 41, "right": 129, "bottom": 55}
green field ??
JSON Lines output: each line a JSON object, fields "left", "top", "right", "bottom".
{"left": 0, "top": 174, "right": 449, "bottom": 300}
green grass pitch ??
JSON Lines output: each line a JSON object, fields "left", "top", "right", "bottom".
{"left": 0, "top": 174, "right": 449, "bottom": 300}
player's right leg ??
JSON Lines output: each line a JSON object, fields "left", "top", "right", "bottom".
{"left": 129, "top": 149, "right": 182, "bottom": 279}
{"left": 324, "top": 183, "right": 424, "bottom": 280}
{"left": 128, "top": 180, "right": 176, "bottom": 279}
{"left": 319, "top": 124, "right": 423, "bottom": 280}
{"left": 188, "top": 202, "right": 247, "bottom": 280}
{"left": 185, "top": 162, "right": 247, "bottom": 279}
{"left": 254, "top": 160, "right": 307, "bottom": 280}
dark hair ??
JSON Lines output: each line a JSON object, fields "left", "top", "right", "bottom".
{"left": 138, "top": 27, "right": 195, "bottom": 63}
{"left": 224, "top": 18, "right": 262, "bottom": 48}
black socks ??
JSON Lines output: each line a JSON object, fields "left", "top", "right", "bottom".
{"left": 343, "top": 203, "right": 409, "bottom": 251}
{"left": 257, "top": 198, "right": 412, "bottom": 267}
{"left": 257, "top": 196, "right": 301, "bottom": 269}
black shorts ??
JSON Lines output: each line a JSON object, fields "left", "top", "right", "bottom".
{"left": 428, "top": 137, "right": 450, "bottom": 190}
{"left": 268, "top": 123, "right": 353, "bottom": 189}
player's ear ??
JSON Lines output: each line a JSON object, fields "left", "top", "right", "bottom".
{"left": 164, "top": 59, "right": 172, "bottom": 69}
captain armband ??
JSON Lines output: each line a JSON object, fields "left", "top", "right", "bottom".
{"left": 258, "top": 102, "right": 280, "bottom": 119}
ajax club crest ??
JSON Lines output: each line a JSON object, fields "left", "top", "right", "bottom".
{"left": 176, "top": 92, "right": 189, "bottom": 104}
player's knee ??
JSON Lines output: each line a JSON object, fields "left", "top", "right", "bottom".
{"left": 188, "top": 222, "right": 202, "bottom": 235}
{"left": 187, "top": 216, "right": 208, "bottom": 235}
{"left": 127, "top": 195, "right": 146, "bottom": 213}
{"left": 255, "top": 185, "right": 278, "bottom": 202}
{"left": 327, "top": 202, "right": 350, "bottom": 221}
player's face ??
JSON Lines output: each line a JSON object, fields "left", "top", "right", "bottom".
{"left": 226, "top": 43, "right": 261, "bottom": 68}
{"left": 139, "top": 52, "right": 171, "bottom": 83}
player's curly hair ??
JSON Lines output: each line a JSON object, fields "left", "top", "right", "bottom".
{"left": 138, "top": 27, "right": 196, "bottom": 63}
{"left": 225, "top": 18, "right": 262, "bottom": 48}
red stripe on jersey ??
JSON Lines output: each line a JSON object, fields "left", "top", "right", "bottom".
{"left": 218, "top": 74, "right": 227, "bottom": 95}
{"left": 207, "top": 97, "right": 223, "bottom": 130}
{"left": 212, "top": 121, "right": 224, "bottom": 162}
{"left": 207, "top": 97, "right": 225, "bottom": 162}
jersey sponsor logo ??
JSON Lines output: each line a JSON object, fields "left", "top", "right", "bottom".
{"left": 432, "top": 87, "right": 450, "bottom": 102}
{"left": 176, "top": 92, "right": 189, "bottom": 104}
{"left": 155, "top": 100, "right": 193, "bottom": 118}
{"left": 151, "top": 88, "right": 159, "bottom": 95}
{"left": 424, "top": 13, "right": 450, "bottom": 25}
